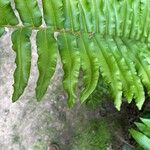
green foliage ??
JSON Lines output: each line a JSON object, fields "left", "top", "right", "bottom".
{"left": 0, "top": 0, "right": 18, "bottom": 25}
{"left": 86, "top": 77, "right": 109, "bottom": 108}
{"left": 130, "top": 118, "right": 150, "bottom": 150}
{"left": 0, "top": 28, "right": 5, "bottom": 37}
{"left": 58, "top": 32, "right": 80, "bottom": 107}
{"left": 36, "top": 29, "right": 58, "bottom": 101}
{"left": 1, "top": 0, "right": 150, "bottom": 110}
{"left": 72, "top": 120, "right": 111, "bottom": 150}
{"left": 11, "top": 28, "right": 32, "bottom": 102}
{"left": 78, "top": 34, "right": 99, "bottom": 103}
{"left": 14, "top": 0, "right": 42, "bottom": 27}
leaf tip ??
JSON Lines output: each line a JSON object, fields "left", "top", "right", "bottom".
{"left": 12, "top": 94, "right": 19, "bottom": 103}
{"left": 136, "top": 102, "right": 143, "bottom": 110}
{"left": 36, "top": 93, "right": 43, "bottom": 102}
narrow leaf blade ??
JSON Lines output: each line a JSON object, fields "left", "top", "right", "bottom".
{"left": 36, "top": 29, "right": 58, "bottom": 101}
{"left": 135, "top": 122, "right": 150, "bottom": 138}
{"left": 11, "top": 28, "right": 31, "bottom": 102}
{"left": 129, "top": 129, "right": 150, "bottom": 150}
{"left": 63, "top": 0, "right": 79, "bottom": 31}
{"left": 0, "top": 0, "right": 18, "bottom": 25}
{"left": 78, "top": 34, "right": 99, "bottom": 102}
{"left": 58, "top": 32, "right": 80, "bottom": 107}
{"left": 42, "top": 0, "right": 64, "bottom": 29}
{"left": 141, "top": 118, "right": 150, "bottom": 127}
{"left": 94, "top": 35, "right": 123, "bottom": 110}
{"left": 14, "top": 0, "right": 42, "bottom": 27}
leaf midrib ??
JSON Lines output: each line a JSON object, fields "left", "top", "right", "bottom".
{"left": 1, "top": 23, "right": 150, "bottom": 48}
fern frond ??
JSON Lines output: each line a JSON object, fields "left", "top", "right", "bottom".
{"left": 63, "top": 0, "right": 80, "bottom": 31}
{"left": 11, "top": 28, "right": 31, "bottom": 102}
{"left": 14, "top": 0, "right": 42, "bottom": 27}
{"left": 114, "top": 37, "right": 145, "bottom": 108}
{"left": 78, "top": 0, "right": 93, "bottom": 32}
{"left": 135, "top": 122, "right": 150, "bottom": 137}
{"left": 57, "top": 32, "right": 80, "bottom": 107}
{"left": 130, "top": 118, "right": 150, "bottom": 150}
{"left": 1, "top": 0, "right": 150, "bottom": 110}
{"left": 0, "top": 0, "right": 18, "bottom": 25}
{"left": 94, "top": 35, "right": 122, "bottom": 110}
{"left": 130, "top": 129, "right": 150, "bottom": 150}
{"left": 42, "top": 0, "right": 64, "bottom": 29}
{"left": 108, "top": 37, "right": 134, "bottom": 103}
{"left": 78, "top": 34, "right": 99, "bottom": 102}
{"left": 36, "top": 29, "right": 58, "bottom": 101}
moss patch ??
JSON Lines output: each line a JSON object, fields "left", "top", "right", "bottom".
{"left": 72, "top": 119, "right": 111, "bottom": 150}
